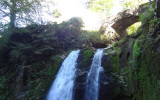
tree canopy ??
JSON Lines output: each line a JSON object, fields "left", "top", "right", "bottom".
{"left": 121, "top": 0, "right": 148, "bottom": 10}
{"left": 88, "top": 0, "right": 114, "bottom": 15}
{"left": 0, "top": 0, "right": 50, "bottom": 29}
{"left": 87, "top": 0, "right": 149, "bottom": 17}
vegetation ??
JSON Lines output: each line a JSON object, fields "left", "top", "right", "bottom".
{"left": 121, "top": 0, "right": 148, "bottom": 10}
{"left": 26, "top": 55, "right": 64, "bottom": 100}
{"left": 126, "top": 22, "right": 142, "bottom": 35}
{"left": 88, "top": 0, "right": 114, "bottom": 15}
{"left": 1, "top": 0, "right": 160, "bottom": 100}
{"left": 79, "top": 31, "right": 108, "bottom": 48}
{"left": 0, "top": 15, "right": 108, "bottom": 99}
{"left": 102, "top": 2, "right": 160, "bottom": 99}
{"left": 0, "top": 0, "right": 42, "bottom": 29}
{"left": 78, "top": 49, "right": 94, "bottom": 69}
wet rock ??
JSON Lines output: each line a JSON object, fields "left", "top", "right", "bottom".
{"left": 73, "top": 69, "right": 88, "bottom": 100}
{"left": 73, "top": 49, "right": 93, "bottom": 100}
{"left": 99, "top": 69, "right": 116, "bottom": 100}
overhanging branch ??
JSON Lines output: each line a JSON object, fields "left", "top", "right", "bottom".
{"left": 0, "top": 17, "right": 9, "bottom": 22}
{"left": 0, "top": 9, "right": 9, "bottom": 16}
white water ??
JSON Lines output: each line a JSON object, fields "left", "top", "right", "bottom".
{"left": 84, "top": 49, "right": 104, "bottom": 100}
{"left": 46, "top": 50, "right": 80, "bottom": 100}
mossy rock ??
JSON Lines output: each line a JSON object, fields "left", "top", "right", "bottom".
{"left": 78, "top": 48, "right": 94, "bottom": 69}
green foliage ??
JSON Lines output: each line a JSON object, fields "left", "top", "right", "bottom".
{"left": 131, "top": 12, "right": 160, "bottom": 99}
{"left": 132, "top": 39, "right": 139, "bottom": 60}
{"left": 79, "top": 49, "right": 94, "bottom": 68}
{"left": 0, "top": 15, "right": 110, "bottom": 99}
{"left": 121, "top": 0, "right": 147, "bottom": 10}
{"left": 109, "top": 46, "right": 120, "bottom": 72}
{"left": 88, "top": 0, "right": 113, "bottom": 15}
{"left": 0, "top": 17, "right": 84, "bottom": 67}
{"left": 52, "top": 9, "right": 62, "bottom": 18}
{"left": 109, "top": 33, "right": 160, "bottom": 100}
{"left": 139, "top": 8, "right": 155, "bottom": 25}
{"left": 54, "top": 17, "right": 84, "bottom": 50}
{"left": 133, "top": 43, "right": 160, "bottom": 100}
{"left": 26, "top": 55, "right": 64, "bottom": 100}
{"left": 0, "top": 0, "right": 44, "bottom": 28}
{"left": 126, "top": 22, "right": 141, "bottom": 35}
{"left": 0, "top": 17, "right": 85, "bottom": 99}
{"left": 103, "top": 2, "right": 160, "bottom": 99}
{"left": 79, "top": 30, "right": 108, "bottom": 48}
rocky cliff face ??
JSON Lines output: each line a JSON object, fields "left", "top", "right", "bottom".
{"left": 101, "top": 28, "right": 160, "bottom": 100}
{"left": 100, "top": 2, "right": 149, "bottom": 43}
{"left": 73, "top": 48, "right": 121, "bottom": 100}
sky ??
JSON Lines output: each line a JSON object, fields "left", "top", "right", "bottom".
{"left": 42, "top": 0, "right": 123, "bottom": 30}
{"left": 53, "top": 0, "right": 102, "bottom": 30}
{"left": 1, "top": 0, "right": 123, "bottom": 30}
{"left": 36, "top": 0, "right": 148, "bottom": 30}
{"left": 1, "top": 0, "right": 149, "bottom": 30}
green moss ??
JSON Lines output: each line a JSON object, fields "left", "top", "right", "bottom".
{"left": 79, "top": 49, "right": 94, "bottom": 68}
{"left": 132, "top": 39, "right": 139, "bottom": 60}
{"left": 110, "top": 37, "right": 160, "bottom": 100}
{"left": 117, "top": 38, "right": 127, "bottom": 46}
{"left": 106, "top": 8, "right": 160, "bottom": 100}
{"left": 110, "top": 46, "right": 121, "bottom": 73}
{"left": 132, "top": 40, "right": 160, "bottom": 100}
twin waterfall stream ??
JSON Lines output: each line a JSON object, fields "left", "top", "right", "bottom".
{"left": 46, "top": 49, "right": 104, "bottom": 100}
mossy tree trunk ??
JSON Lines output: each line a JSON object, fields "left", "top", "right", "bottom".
{"left": 10, "top": 0, "right": 16, "bottom": 29}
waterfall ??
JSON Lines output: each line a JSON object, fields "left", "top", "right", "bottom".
{"left": 46, "top": 50, "right": 80, "bottom": 100}
{"left": 84, "top": 49, "right": 104, "bottom": 100}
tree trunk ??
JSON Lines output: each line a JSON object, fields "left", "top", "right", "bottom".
{"left": 156, "top": 0, "right": 160, "bottom": 18}
{"left": 152, "top": 0, "right": 160, "bottom": 37}
{"left": 9, "top": 0, "right": 16, "bottom": 28}
{"left": 154, "top": 0, "right": 160, "bottom": 19}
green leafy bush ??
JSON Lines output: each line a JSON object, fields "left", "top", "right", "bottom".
{"left": 126, "top": 22, "right": 141, "bottom": 35}
{"left": 79, "top": 30, "right": 108, "bottom": 48}
{"left": 0, "top": 17, "right": 84, "bottom": 99}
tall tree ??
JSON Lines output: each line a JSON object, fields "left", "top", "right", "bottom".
{"left": 0, "top": 0, "right": 43, "bottom": 29}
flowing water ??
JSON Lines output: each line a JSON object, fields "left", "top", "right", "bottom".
{"left": 84, "top": 49, "right": 104, "bottom": 100}
{"left": 46, "top": 50, "right": 80, "bottom": 100}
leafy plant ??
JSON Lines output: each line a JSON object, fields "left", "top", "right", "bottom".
{"left": 79, "top": 30, "right": 108, "bottom": 48}
{"left": 126, "top": 22, "right": 141, "bottom": 35}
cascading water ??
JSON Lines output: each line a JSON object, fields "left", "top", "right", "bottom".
{"left": 46, "top": 50, "right": 80, "bottom": 100}
{"left": 84, "top": 49, "right": 104, "bottom": 100}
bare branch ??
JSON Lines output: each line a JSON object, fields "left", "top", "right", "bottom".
{"left": 0, "top": 9, "right": 9, "bottom": 15}
{"left": 0, "top": 17, "right": 9, "bottom": 22}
